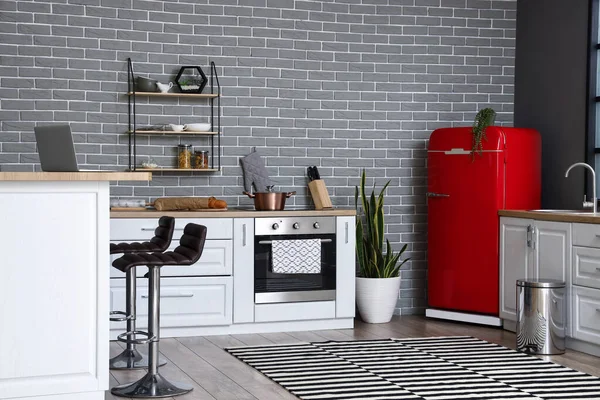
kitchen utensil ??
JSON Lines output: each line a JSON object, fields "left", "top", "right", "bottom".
{"left": 313, "top": 166, "right": 321, "bottom": 179}
{"left": 307, "top": 166, "right": 315, "bottom": 181}
{"left": 136, "top": 76, "right": 158, "bottom": 92}
{"left": 307, "top": 166, "right": 321, "bottom": 181}
{"left": 169, "top": 124, "right": 185, "bottom": 132}
{"left": 243, "top": 186, "right": 296, "bottom": 211}
{"left": 184, "top": 123, "right": 211, "bottom": 132}
{"left": 156, "top": 82, "right": 173, "bottom": 93}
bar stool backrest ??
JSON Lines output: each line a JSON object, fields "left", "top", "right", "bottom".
{"left": 150, "top": 216, "right": 176, "bottom": 252}
{"left": 172, "top": 223, "right": 207, "bottom": 264}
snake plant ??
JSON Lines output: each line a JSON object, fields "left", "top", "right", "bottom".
{"left": 472, "top": 108, "right": 496, "bottom": 160}
{"left": 354, "top": 170, "right": 409, "bottom": 278}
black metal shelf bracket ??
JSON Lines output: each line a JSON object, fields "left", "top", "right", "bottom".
{"left": 127, "top": 58, "right": 137, "bottom": 171}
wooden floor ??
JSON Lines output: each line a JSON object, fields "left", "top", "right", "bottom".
{"left": 107, "top": 316, "right": 600, "bottom": 399}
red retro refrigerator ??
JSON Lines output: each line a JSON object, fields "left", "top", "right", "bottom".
{"left": 426, "top": 126, "right": 541, "bottom": 325}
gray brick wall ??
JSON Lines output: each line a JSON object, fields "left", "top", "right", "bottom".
{"left": 0, "top": 0, "right": 516, "bottom": 315}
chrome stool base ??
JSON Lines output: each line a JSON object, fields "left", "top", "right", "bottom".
{"left": 109, "top": 348, "right": 167, "bottom": 370}
{"left": 111, "top": 372, "right": 193, "bottom": 398}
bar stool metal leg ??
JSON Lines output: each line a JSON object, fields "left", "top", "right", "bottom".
{"left": 110, "top": 267, "right": 146, "bottom": 369}
{"left": 110, "top": 267, "right": 167, "bottom": 370}
{"left": 112, "top": 266, "right": 193, "bottom": 398}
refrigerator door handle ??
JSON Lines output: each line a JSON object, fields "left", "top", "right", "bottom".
{"left": 426, "top": 192, "right": 450, "bottom": 198}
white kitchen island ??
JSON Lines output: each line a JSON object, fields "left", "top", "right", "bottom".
{"left": 0, "top": 172, "right": 151, "bottom": 400}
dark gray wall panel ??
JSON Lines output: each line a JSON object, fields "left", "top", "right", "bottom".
{"left": 514, "top": 0, "right": 590, "bottom": 209}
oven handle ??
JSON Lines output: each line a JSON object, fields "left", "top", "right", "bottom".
{"left": 258, "top": 239, "right": 332, "bottom": 245}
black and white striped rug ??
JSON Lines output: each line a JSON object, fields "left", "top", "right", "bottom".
{"left": 226, "top": 336, "right": 600, "bottom": 400}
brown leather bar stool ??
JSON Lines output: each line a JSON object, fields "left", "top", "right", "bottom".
{"left": 109, "top": 216, "right": 175, "bottom": 370}
{"left": 111, "top": 223, "right": 207, "bottom": 398}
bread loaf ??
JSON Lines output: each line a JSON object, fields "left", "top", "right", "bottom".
{"left": 152, "top": 197, "right": 227, "bottom": 211}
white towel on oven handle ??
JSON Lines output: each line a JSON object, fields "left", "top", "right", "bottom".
{"left": 271, "top": 239, "right": 321, "bottom": 274}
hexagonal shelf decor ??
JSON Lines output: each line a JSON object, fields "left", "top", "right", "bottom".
{"left": 175, "top": 66, "right": 208, "bottom": 94}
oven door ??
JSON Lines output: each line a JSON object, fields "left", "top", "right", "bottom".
{"left": 254, "top": 233, "right": 336, "bottom": 303}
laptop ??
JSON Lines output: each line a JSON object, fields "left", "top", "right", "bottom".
{"left": 34, "top": 125, "right": 86, "bottom": 172}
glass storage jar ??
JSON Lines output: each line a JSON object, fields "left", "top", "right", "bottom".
{"left": 177, "top": 144, "right": 192, "bottom": 169}
{"left": 194, "top": 150, "right": 209, "bottom": 169}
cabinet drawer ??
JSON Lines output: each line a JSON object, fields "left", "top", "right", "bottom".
{"left": 573, "top": 223, "right": 600, "bottom": 248}
{"left": 254, "top": 301, "right": 336, "bottom": 323}
{"left": 572, "top": 285, "right": 600, "bottom": 345}
{"left": 573, "top": 246, "right": 600, "bottom": 289}
{"left": 110, "top": 239, "right": 232, "bottom": 278}
{"left": 111, "top": 218, "right": 233, "bottom": 241}
{"left": 110, "top": 277, "right": 232, "bottom": 332}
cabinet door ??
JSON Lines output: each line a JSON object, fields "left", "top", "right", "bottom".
{"left": 499, "top": 217, "right": 534, "bottom": 321}
{"left": 572, "top": 285, "right": 600, "bottom": 345}
{"left": 535, "top": 220, "right": 571, "bottom": 282}
{"left": 233, "top": 218, "right": 254, "bottom": 323}
{"left": 336, "top": 216, "right": 356, "bottom": 318}
{"left": 110, "top": 277, "right": 232, "bottom": 334}
{"left": 110, "top": 239, "right": 232, "bottom": 278}
{"left": 535, "top": 220, "right": 571, "bottom": 336}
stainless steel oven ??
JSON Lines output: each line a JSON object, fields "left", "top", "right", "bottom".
{"left": 254, "top": 216, "right": 336, "bottom": 304}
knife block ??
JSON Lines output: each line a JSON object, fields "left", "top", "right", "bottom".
{"left": 308, "top": 180, "right": 333, "bottom": 209}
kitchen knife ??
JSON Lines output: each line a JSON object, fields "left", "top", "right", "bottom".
{"left": 307, "top": 166, "right": 315, "bottom": 181}
{"left": 313, "top": 166, "right": 321, "bottom": 180}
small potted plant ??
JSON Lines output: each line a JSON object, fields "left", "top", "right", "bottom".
{"left": 355, "top": 170, "right": 409, "bottom": 323}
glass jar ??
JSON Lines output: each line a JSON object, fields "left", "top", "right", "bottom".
{"left": 177, "top": 144, "right": 192, "bottom": 169}
{"left": 194, "top": 150, "right": 209, "bottom": 169}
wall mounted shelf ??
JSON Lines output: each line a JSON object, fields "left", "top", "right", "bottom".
{"left": 126, "top": 92, "right": 218, "bottom": 98}
{"left": 129, "top": 130, "right": 220, "bottom": 135}
{"left": 133, "top": 168, "right": 220, "bottom": 172}
{"left": 126, "top": 58, "right": 221, "bottom": 173}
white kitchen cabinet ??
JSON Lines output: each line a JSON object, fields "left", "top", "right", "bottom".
{"left": 110, "top": 277, "right": 232, "bottom": 333}
{"left": 499, "top": 217, "right": 570, "bottom": 324}
{"left": 0, "top": 180, "right": 114, "bottom": 400}
{"left": 110, "top": 239, "right": 232, "bottom": 278}
{"left": 535, "top": 220, "right": 571, "bottom": 283}
{"left": 572, "top": 285, "right": 600, "bottom": 344}
{"left": 109, "top": 213, "right": 355, "bottom": 336}
{"left": 336, "top": 216, "right": 356, "bottom": 318}
{"left": 233, "top": 218, "right": 254, "bottom": 323}
{"left": 111, "top": 218, "right": 233, "bottom": 241}
{"left": 573, "top": 246, "right": 600, "bottom": 289}
{"left": 499, "top": 217, "right": 534, "bottom": 322}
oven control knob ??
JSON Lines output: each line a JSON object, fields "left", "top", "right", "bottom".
{"left": 313, "top": 222, "right": 320, "bottom": 229}
{"left": 293, "top": 223, "right": 300, "bottom": 229}
{"left": 272, "top": 223, "right": 279, "bottom": 230}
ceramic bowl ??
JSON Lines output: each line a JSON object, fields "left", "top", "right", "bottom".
{"left": 184, "top": 123, "right": 211, "bottom": 132}
{"left": 169, "top": 124, "right": 185, "bottom": 132}
{"left": 136, "top": 76, "right": 158, "bottom": 92}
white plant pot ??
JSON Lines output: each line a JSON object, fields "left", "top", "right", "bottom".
{"left": 356, "top": 276, "right": 401, "bottom": 324}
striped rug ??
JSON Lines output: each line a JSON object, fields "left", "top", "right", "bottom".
{"left": 226, "top": 336, "right": 600, "bottom": 400}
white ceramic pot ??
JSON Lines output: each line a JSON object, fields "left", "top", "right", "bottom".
{"left": 356, "top": 276, "right": 401, "bottom": 324}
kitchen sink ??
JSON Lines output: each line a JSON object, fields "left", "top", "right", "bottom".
{"left": 528, "top": 209, "right": 594, "bottom": 214}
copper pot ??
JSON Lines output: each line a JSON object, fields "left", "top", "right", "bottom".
{"left": 243, "top": 189, "right": 296, "bottom": 211}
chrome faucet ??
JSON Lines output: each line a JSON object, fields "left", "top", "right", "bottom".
{"left": 565, "top": 162, "right": 597, "bottom": 213}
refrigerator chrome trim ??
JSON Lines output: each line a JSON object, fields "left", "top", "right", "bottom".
{"left": 255, "top": 290, "right": 336, "bottom": 304}
{"left": 428, "top": 149, "right": 504, "bottom": 154}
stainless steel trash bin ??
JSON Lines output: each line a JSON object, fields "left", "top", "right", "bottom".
{"left": 516, "top": 279, "right": 565, "bottom": 355}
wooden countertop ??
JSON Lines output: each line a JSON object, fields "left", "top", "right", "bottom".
{"left": 499, "top": 210, "right": 600, "bottom": 224}
{"left": 110, "top": 208, "right": 357, "bottom": 218}
{"left": 0, "top": 172, "right": 152, "bottom": 181}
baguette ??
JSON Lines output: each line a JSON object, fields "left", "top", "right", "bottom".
{"left": 152, "top": 196, "right": 227, "bottom": 211}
